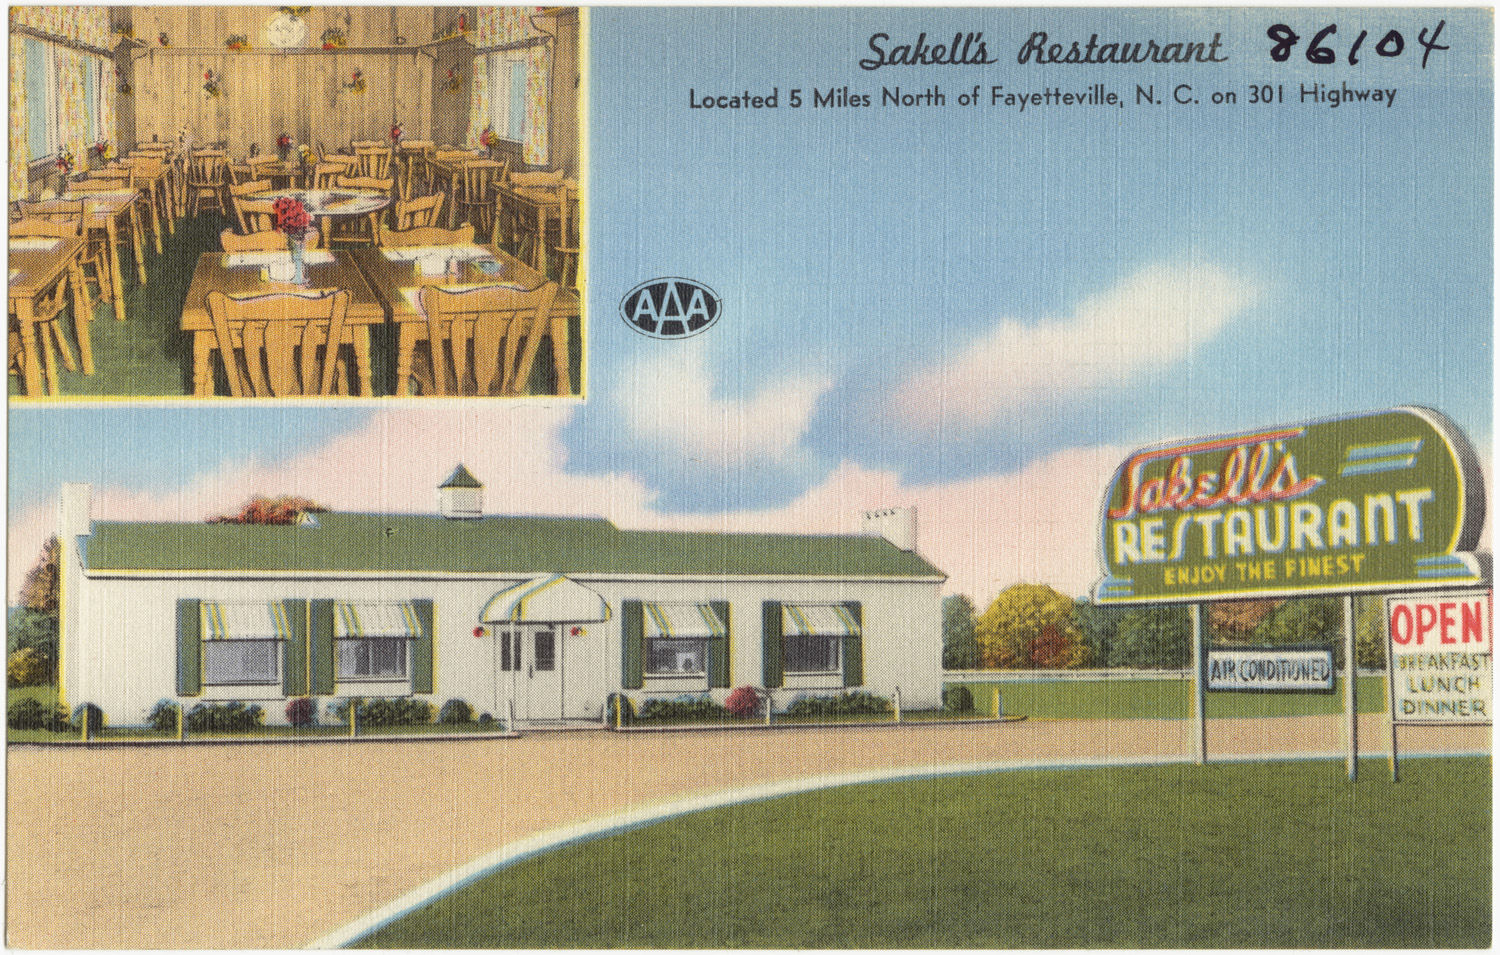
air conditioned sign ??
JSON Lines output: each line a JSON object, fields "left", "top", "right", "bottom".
{"left": 1206, "top": 645, "right": 1335, "bottom": 693}
{"left": 1386, "top": 591, "right": 1491, "bottom": 724}
{"left": 1094, "top": 407, "right": 1486, "bottom": 603}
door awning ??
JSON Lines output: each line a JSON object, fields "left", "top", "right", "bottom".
{"left": 481, "top": 574, "right": 611, "bottom": 623}
{"left": 782, "top": 603, "right": 860, "bottom": 637}
{"left": 203, "top": 602, "right": 292, "bottom": 641}
{"left": 645, "top": 603, "right": 726, "bottom": 639}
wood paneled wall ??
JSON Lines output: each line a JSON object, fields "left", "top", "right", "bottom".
{"left": 125, "top": 7, "right": 444, "bottom": 155}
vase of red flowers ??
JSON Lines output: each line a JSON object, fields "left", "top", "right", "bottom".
{"left": 273, "top": 196, "right": 313, "bottom": 285}
{"left": 277, "top": 133, "right": 292, "bottom": 162}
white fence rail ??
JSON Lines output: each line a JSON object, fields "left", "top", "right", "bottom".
{"left": 944, "top": 667, "right": 1385, "bottom": 683}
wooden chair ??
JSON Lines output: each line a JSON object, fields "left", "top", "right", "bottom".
{"left": 332, "top": 174, "right": 393, "bottom": 245}
{"left": 219, "top": 227, "right": 322, "bottom": 252}
{"left": 391, "top": 193, "right": 445, "bottom": 231}
{"left": 116, "top": 154, "right": 176, "bottom": 239}
{"left": 19, "top": 198, "right": 116, "bottom": 310}
{"left": 228, "top": 180, "right": 273, "bottom": 233}
{"left": 414, "top": 280, "right": 559, "bottom": 396}
{"left": 454, "top": 159, "right": 506, "bottom": 235}
{"left": 186, "top": 149, "right": 229, "bottom": 216}
{"left": 87, "top": 165, "right": 163, "bottom": 258}
{"left": 352, "top": 142, "right": 392, "bottom": 179}
{"left": 551, "top": 182, "right": 580, "bottom": 290}
{"left": 203, "top": 288, "right": 352, "bottom": 397}
{"left": 375, "top": 224, "right": 474, "bottom": 248}
{"left": 311, "top": 161, "right": 353, "bottom": 189}
{"left": 9, "top": 217, "right": 93, "bottom": 391}
{"left": 396, "top": 140, "right": 433, "bottom": 199}
{"left": 236, "top": 197, "right": 282, "bottom": 234}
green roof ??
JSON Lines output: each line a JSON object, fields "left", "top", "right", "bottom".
{"left": 81, "top": 512, "right": 944, "bottom": 579}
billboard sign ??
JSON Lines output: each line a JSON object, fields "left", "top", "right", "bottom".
{"left": 1206, "top": 644, "right": 1335, "bottom": 693}
{"left": 1386, "top": 591, "right": 1492, "bottom": 724}
{"left": 1095, "top": 408, "right": 1486, "bottom": 604}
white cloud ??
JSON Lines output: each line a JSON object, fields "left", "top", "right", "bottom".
{"left": 891, "top": 262, "right": 1259, "bottom": 430}
{"left": 619, "top": 341, "right": 830, "bottom": 464}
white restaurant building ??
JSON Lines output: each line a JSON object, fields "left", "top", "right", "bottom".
{"left": 58, "top": 467, "right": 946, "bottom": 725}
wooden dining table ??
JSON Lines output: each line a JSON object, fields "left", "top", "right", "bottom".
{"left": 348, "top": 242, "right": 580, "bottom": 397}
{"left": 9, "top": 234, "right": 90, "bottom": 396}
{"left": 180, "top": 249, "right": 385, "bottom": 397}
{"left": 491, "top": 181, "right": 569, "bottom": 270}
{"left": 42, "top": 191, "right": 139, "bottom": 322}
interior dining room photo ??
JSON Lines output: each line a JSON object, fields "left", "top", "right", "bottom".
{"left": 9, "top": 5, "right": 582, "bottom": 398}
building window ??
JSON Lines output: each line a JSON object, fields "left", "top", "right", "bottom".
{"left": 200, "top": 602, "right": 288, "bottom": 685}
{"left": 23, "top": 38, "right": 110, "bottom": 161}
{"left": 645, "top": 604, "right": 725, "bottom": 678}
{"left": 334, "top": 602, "right": 417, "bottom": 681}
{"left": 485, "top": 53, "right": 530, "bottom": 143}
{"left": 781, "top": 603, "right": 862, "bottom": 681}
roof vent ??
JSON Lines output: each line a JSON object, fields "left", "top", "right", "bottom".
{"left": 438, "top": 464, "right": 484, "bottom": 520}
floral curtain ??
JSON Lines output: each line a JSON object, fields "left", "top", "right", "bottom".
{"left": 10, "top": 40, "right": 29, "bottom": 196}
{"left": 9, "top": 6, "right": 110, "bottom": 48}
{"left": 467, "top": 6, "right": 552, "bottom": 166}
{"left": 56, "top": 47, "right": 89, "bottom": 169}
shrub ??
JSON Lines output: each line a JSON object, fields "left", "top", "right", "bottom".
{"left": 603, "top": 692, "right": 635, "bottom": 726}
{"left": 148, "top": 700, "right": 182, "bottom": 732}
{"left": 8, "top": 697, "right": 69, "bottom": 731}
{"left": 724, "top": 686, "right": 762, "bottom": 718}
{"left": 438, "top": 698, "right": 474, "bottom": 725}
{"left": 477, "top": 712, "right": 495, "bottom": 727}
{"left": 636, "top": 694, "right": 730, "bottom": 722}
{"left": 7, "top": 648, "right": 51, "bottom": 687}
{"left": 285, "top": 697, "right": 316, "bottom": 728}
{"left": 184, "top": 701, "right": 264, "bottom": 733}
{"left": 73, "top": 702, "right": 106, "bottom": 734}
{"left": 782, "top": 691, "right": 893, "bottom": 719}
{"left": 943, "top": 685, "right": 974, "bottom": 713}
{"left": 331, "top": 697, "right": 433, "bottom": 728}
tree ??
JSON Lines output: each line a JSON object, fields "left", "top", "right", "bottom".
{"left": 1253, "top": 596, "right": 1347, "bottom": 667}
{"left": 1112, "top": 605, "right": 1193, "bottom": 669}
{"left": 1074, "top": 598, "right": 1126, "bottom": 667}
{"left": 974, "top": 584, "right": 1092, "bottom": 669}
{"left": 18, "top": 536, "right": 60, "bottom": 615}
{"left": 1206, "top": 599, "right": 1281, "bottom": 642}
{"left": 208, "top": 496, "right": 327, "bottom": 525}
{"left": 941, "top": 594, "right": 977, "bottom": 669}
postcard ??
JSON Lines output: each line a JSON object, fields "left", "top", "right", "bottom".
{"left": 6, "top": 5, "right": 1492, "bottom": 950}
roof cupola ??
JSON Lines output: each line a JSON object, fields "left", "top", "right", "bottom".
{"left": 438, "top": 464, "right": 484, "bottom": 520}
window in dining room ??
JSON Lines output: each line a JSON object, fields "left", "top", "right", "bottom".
{"left": 484, "top": 54, "right": 530, "bottom": 143}
{"left": 22, "top": 37, "right": 110, "bottom": 162}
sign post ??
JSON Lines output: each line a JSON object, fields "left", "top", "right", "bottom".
{"left": 1093, "top": 407, "right": 1487, "bottom": 777}
{"left": 1383, "top": 590, "right": 1492, "bottom": 780}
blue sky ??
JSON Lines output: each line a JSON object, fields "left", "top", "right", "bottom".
{"left": 7, "top": 7, "right": 1492, "bottom": 604}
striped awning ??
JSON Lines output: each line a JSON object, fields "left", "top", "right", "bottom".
{"left": 645, "top": 603, "right": 726, "bottom": 640}
{"left": 782, "top": 603, "right": 860, "bottom": 637}
{"left": 480, "top": 574, "right": 611, "bottom": 623}
{"left": 202, "top": 602, "right": 292, "bottom": 641}
{"left": 336, "top": 602, "right": 420, "bottom": 639}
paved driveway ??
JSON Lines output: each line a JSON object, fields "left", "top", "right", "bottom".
{"left": 6, "top": 716, "right": 1487, "bottom": 949}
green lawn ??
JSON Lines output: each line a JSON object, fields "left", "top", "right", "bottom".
{"left": 966, "top": 675, "right": 1389, "bottom": 721}
{"left": 356, "top": 757, "right": 1490, "bottom": 948}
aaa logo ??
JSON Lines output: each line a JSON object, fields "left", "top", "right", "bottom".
{"left": 619, "top": 278, "right": 721, "bottom": 339}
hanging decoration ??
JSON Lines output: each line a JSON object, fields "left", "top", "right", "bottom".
{"left": 158, "top": 31, "right": 170, "bottom": 47}
{"left": 442, "top": 67, "right": 462, "bottom": 94}
{"left": 202, "top": 69, "right": 222, "bottom": 98}
{"left": 390, "top": 122, "right": 404, "bottom": 145}
{"left": 320, "top": 27, "right": 346, "bottom": 50}
{"left": 115, "top": 67, "right": 132, "bottom": 96}
{"left": 278, "top": 6, "right": 310, "bottom": 15}
{"left": 224, "top": 33, "right": 250, "bottom": 50}
{"left": 344, "top": 68, "right": 365, "bottom": 94}
{"left": 113, "top": 24, "right": 134, "bottom": 41}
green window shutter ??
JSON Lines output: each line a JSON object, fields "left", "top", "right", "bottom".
{"left": 282, "top": 599, "right": 309, "bottom": 697}
{"left": 176, "top": 598, "right": 202, "bottom": 696}
{"left": 843, "top": 601, "right": 864, "bottom": 688}
{"left": 411, "top": 599, "right": 435, "bottom": 694}
{"left": 310, "top": 599, "right": 335, "bottom": 694}
{"left": 708, "top": 601, "right": 731, "bottom": 688}
{"left": 621, "top": 600, "right": 643, "bottom": 690}
{"left": 762, "top": 601, "right": 783, "bottom": 688}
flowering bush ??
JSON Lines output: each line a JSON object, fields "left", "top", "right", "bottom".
{"left": 285, "top": 697, "right": 316, "bottom": 727}
{"left": 724, "top": 686, "right": 761, "bottom": 718}
{"left": 782, "top": 691, "right": 893, "bottom": 718}
{"left": 273, "top": 196, "right": 312, "bottom": 241}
